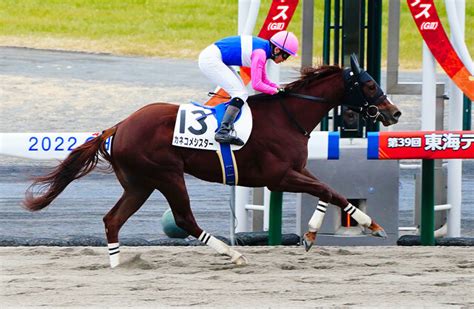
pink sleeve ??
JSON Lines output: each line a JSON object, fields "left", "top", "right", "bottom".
{"left": 250, "top": 49, "right": 279, "bottom": 95}
{"left": 261, "top": 63, "right": 279, "bottom": 89}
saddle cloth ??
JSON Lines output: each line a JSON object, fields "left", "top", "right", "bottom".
{"left": 172, "top": 102, "right": 252, "bottom": 151}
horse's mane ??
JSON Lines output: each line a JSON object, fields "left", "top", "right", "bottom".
{"left": 285, "top": 65, "right": 342, "bottom": 90}
{"left": 249, "top": 65, "right": 342, "bottom": 101}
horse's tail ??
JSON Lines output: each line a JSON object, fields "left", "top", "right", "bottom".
{"left": 23, "top": 127, "right": 117, "bottom": 211}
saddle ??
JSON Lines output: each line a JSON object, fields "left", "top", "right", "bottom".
{"left": 172, "top": 101, "right": 253, "bottom": 185}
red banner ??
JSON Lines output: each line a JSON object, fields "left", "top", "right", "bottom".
{"left": 257, "top": 0, "right": 299, "bottom": 39}
{"left": 206, "top": 0, "right": 299, "bottom": 106}
{"left": 370, "top": 131, "right": 474, "bottom": 160}
{"left": 407, "top": 0, "right": 474, "bottom": 101}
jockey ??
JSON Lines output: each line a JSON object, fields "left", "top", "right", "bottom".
{"left": 199, "top": 31, "right": 299, "bottom": 146}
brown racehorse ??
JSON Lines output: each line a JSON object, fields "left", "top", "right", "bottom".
{"left": 24, "top": 56, "right": 401, "bottom": 267}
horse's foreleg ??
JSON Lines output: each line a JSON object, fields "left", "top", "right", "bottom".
{"left": 103, "top": 188, "right": 153, "bottom": 268}
{"left": 159, "top": 173, "right": 248, "bottom": 265}
{"left": 301, "top": 169, "right": 386, "bottom": 238}
{"left": 272, "top": 169, "right": 334, "bottom": 250}
{"left": 275, "top": 169, "right": 387, "bottom": 250}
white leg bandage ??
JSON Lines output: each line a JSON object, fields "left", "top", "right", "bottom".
{"left": 344, "top": 203, "right": 372, "bottom": 227}
{"left": 308, "top": 201, "right": 328, "bottom": 232}
{"left": 199, "top": 231, "right": 229, "bottom": 255}
{"left": 199, "top": 231, "right": 246, "bottom": 264}
{"left": 108, "top": 242, "right": 120, "bottom": 268}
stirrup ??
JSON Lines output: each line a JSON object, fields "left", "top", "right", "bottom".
{"left": 215, "top": 123, "right": 244, "bottom": 146}
{"left": 215, "top": 133, "right": 244, "bottom": 146}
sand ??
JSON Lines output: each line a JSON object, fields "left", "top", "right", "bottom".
{"left": 1, "top": 245, "right": 473, "bottom": 308}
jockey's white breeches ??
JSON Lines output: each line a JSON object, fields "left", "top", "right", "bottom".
{"left": 198, "top": 44, "right": 248, "bottom": 101}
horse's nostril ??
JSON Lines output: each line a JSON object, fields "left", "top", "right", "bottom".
{"left": 394, "top": 111, "right": 402, "bottom": 119}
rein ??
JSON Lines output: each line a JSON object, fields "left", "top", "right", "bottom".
{"left": 285, "top": 92, "right": 327, "bottom": 103}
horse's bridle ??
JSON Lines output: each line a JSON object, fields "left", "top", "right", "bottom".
{"left": 278, "top": 67, "right": 387, "bottom": 137}
{"left": 341, "top": 68, "right": 387, "bottom": 123}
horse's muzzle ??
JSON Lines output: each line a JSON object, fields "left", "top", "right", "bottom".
{"left": 380, "top": 106, "right": 401, "bottom": 126}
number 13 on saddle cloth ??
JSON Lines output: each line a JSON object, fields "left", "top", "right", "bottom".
{"left": 172, "top": 102, "right": 252, "bottom": 151}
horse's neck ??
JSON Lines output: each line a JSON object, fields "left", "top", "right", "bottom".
{"left": 285, "top": 73, "right": 344, "bottom": 133}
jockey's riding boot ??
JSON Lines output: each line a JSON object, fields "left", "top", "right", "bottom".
{"left": 215, "top": 105, "right": 244, "bottom": 146}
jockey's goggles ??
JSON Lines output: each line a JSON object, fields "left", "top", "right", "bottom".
{"left": 280, "top": 51, "right": 291, "bottom": 60}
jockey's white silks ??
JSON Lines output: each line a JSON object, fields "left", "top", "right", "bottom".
{"left": 198, "top": 44, "right": 248, "bottom": 101}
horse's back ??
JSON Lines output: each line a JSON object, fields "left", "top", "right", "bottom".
{"left": 111, "top": 103, "right": 180, "bottom": 166}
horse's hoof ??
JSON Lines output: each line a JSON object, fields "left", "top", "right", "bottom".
{"left": 232, "top": 254, "right": 248, "bottom": 265}
{"left": 303, "top": 238, "right": 313, "bottom": 252}
{"left": 303, "top": 232, "right": 316, "bottom": 252}
{"left": 368, "top": 221, "right": 387, "bottom": 239}
{"left": 372, "top": 229, "right": 388, "bottom": 239}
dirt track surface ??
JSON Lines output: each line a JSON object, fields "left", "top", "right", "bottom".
{"left": 1, "top": 246, "right": 474, "bottom": 308}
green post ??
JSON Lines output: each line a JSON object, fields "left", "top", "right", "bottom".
{"left": 420, "top": 159, "right": 435, "bottom": 245}
{"left": 323, "top": 0, "right": 331, "bottom": 65}
{"left": 268, "top": 191, "right": 283, "bottom": 245}
{"left": 367, "top": 0, "right": 382, "bottom": 84}
{"left": 463, "top": 95, "right": 472, "bottom": 130}
{"left": 366, "top": 0, "right": 382, "bottom": 134}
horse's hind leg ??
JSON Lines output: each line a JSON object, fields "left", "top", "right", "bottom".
{"left": 158, "top": 172, "right": 248, "bottom": 265}
{"left": 103, "top": 187, "right": 153, "bottom": 267}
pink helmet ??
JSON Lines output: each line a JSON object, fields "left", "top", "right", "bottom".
{"left": 270, "top": 31, "right": 299, "bottom": 56}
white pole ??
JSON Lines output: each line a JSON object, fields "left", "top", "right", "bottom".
{"left": 445, "top": 0, "right": 473, "bottom": 75}
{"left": 263, "top": 188, "right": 271, "bottom": 231}
{"left": 233, "top": 0, "right": 261, "bottom": 235}
{"left": 446, "top": 0, "right": 466, "bottom": 237}
{"left": 421, "top": 42, "right": 436, "bottom": 131}
{"left": 235, "top": 187, "right": 251, "bottom": 232}
{"left": 238, "top": 0, "right": 251, "bottom": 35}
{"left": 229, "top": 186, "right": 236, "bottom": 245}
{"left": 238, "top": 0, "right": 260, "bottom": 36}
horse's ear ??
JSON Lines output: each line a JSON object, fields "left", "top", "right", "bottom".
{"left": 350, "top": 53, "right": 362, "bottom": 75}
